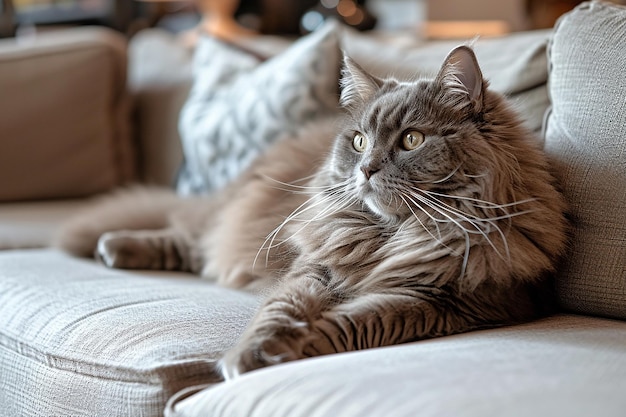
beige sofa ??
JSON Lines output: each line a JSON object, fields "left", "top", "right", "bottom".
{"left": 1, "top": 2, "right": 625, "bottom": 416}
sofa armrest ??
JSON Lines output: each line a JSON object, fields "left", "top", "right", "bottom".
{"left": 0, "top": 27, "right": 136, "bottom": 202}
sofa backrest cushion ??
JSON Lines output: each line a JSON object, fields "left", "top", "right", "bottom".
{"left": 0, "top": 27, "right": 136, "bottom": 202}
{"left": 545, "top": 1, "right": 626, "bottom": 319}
{"left": 344, "top": 28, "right": 552, "bottom": 134}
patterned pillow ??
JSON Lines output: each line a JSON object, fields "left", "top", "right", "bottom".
{"left": 177, "top": 22, "right": 341, "bottom": 195}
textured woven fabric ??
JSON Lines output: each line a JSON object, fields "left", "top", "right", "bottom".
{"left": 544, "top": 1, "right": 626, "bottom": 319}
{"left": 0, "top": 250, "right": 259, "bottom": 417}
{"left": 177, "top": 21, "right": 342, "bottom": 195}
{"left": 167, "top": 314, "right": 626, "bottom": 417}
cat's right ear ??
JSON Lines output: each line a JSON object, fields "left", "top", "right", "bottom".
{"left": 340, "top": 55, "right": 382, "bottom": 108}
{"left": 435, "top": 45, "right": 484, "bottom": 113}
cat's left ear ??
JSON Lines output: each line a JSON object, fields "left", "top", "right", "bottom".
{"left": 340, "top": 54, "right": 383, "bottom": 108}
{"left": 435, "top": 45, "right": 484, "bottom": 113}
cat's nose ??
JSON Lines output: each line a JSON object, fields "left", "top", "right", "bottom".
{"left": 360, "top": 165, "right": 379, "bottom": 180}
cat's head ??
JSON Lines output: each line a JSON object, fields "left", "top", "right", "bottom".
{"left": 328, "top": 46, "right": 524, "bottom": 223}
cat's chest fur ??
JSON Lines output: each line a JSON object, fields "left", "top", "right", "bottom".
{"left": 289, "top": 207, "right": 464, "bottom": 292}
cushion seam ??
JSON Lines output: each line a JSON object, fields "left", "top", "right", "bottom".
{"left": 0, "top": 330, "right": 216, "bottom": 385}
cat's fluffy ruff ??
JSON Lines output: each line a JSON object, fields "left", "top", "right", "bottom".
{"left": 56, "top": 46, "right": 568, "bottom": 379}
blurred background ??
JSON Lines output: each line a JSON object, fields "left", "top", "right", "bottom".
{"left": 3, "top": 0, "right": 625, "bottom": 40}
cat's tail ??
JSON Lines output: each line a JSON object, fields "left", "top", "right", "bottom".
{"left": 54, "top": 186, "right": 187, "bottom": 258}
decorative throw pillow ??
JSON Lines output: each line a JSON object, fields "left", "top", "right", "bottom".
{"left": 177, "top": 21, "right": 341, "bottom": 195}
{"left": 544, "top": 1, "right": 626, "bottom": 319}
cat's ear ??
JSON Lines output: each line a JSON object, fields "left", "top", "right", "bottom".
{"left": 340, "top": 54, "right": 383, "bottom": 108}
{"left": 435, "top": 45, "right": 484, "bottom": 113}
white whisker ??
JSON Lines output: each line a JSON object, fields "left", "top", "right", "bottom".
{"left": 261, "top": 175, "right": 350, "bottom": 194}
{"left": 253, "top": 180, "right": 355, "bottom": 268}
{"left": 411, "top": 189, "right": 509, "bottom": 259}
{"left": 402, "top": 192, "right": 471, "bottom": 278}
{"left": 399, "top": 193, "right": 449, "bottom": 250}
{"left": 422, "top": 189, "right": 536, "bottom": 212}
{"left": 412, "top": 163, "right": 462, "bottom": 185}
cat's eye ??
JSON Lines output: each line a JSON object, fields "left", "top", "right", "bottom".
{"left": 402, "top": 130, "right": 425, "bottom": 151}
{"left": 353, "top": 133, "right": 368, "bottom": 153}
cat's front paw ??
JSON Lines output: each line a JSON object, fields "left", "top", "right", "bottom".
{"left": 219, "top": 321, "right": 314, "bottom": 379}
{"left": 96, "top": 231, "right": 156, "bottom": 269}
{"left": 96, "top": 232, "right": 129, "bottom": 268}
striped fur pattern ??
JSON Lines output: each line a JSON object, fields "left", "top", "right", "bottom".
{"left": 56, "top": 46, "right": 568, "bottom": 379}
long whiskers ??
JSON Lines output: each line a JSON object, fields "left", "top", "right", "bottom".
{"left": 260, "top": 174, "right": 335, "bottom": 194}
{"left": 421, "top": 189, "right": 536, "bottom": 212}
{"left": 253, "top": 178, "right": 354, "bottom": 268}
{"left": 399, "top": 193, "right": 449, "bottom": 250}
{"left": 412, "top": 163, "right": 462, "bottom": 185}
{"left": 407, "top": 189, "right": 510, "bottom": 259}
{"left": 401, "top": 192, "right": 472, "bottom": 278}
{"left": 400, "top": 181, "right": 537, "bottom": 278}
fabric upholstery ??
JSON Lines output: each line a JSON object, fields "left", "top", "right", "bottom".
{"left": 166, "top": 314, "right": 626, "bottom": 417}
{"left": 0, "top": 250, "right": 259, "bottom": 417}
{"left": 544, "top": 1, "right": 626, "bottom": 319}
{"left": 177, "top": 21, "right": 342, "bottom": 195}
{"left": 128, "top": 29, "right": 194, "bottom": 186}
{"left": 0, "top": 27, "right": 135, "bottom": 202}
{"left": 0, "top": 199, "right": 93, "bottom": 249}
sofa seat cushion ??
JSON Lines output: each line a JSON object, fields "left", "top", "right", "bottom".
{"left": 167, "top": 314, "right": 626, "bottom": 417}
{"left": 0, "top": 249, "right": 259, "bottom": 417}
{"left": 544, "top": 1, "right": 626, "bottom": 319}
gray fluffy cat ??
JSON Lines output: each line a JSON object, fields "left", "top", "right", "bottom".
{"left": 57, "top": 46, "right": 568, "bottom": 379}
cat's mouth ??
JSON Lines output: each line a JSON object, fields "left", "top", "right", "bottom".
{"left": 362, "top": 194, "right": 405, "bottom": 222}
{"left": 357, "top": 176, "right": 379, "bottom": 200}
{"left": 357, "top": 180, "right": 404, "bottom": 221}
